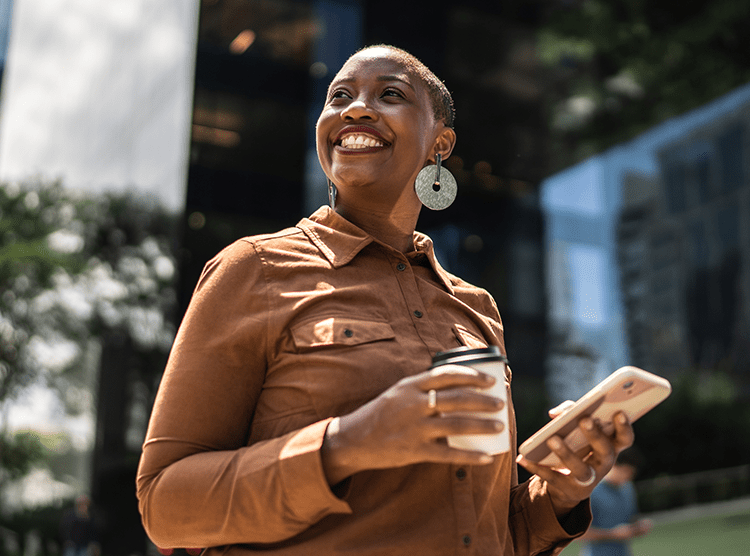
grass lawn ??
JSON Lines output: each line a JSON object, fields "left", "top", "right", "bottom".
{"left": 560, "top": 498, "right": 750, "bottom": 556}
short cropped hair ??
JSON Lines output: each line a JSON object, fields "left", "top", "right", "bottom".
{"left": 351, "top": 44, "right": 456, "bottom": 128}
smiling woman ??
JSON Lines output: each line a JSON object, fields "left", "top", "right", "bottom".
{"left": 136, "top": 45, "right": 635, "bottom": 556}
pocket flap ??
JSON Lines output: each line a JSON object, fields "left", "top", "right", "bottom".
{"left": 291, "top": 317, "right": 395, "bottom": 348}
{"left": 453, "top": 323, "right": 489, "bottom": 349}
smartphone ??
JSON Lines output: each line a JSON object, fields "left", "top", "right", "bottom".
{"left": 518, "top": 366, "right": 671, "bottom": 467}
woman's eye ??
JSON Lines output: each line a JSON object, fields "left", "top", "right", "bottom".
{"left": 382, "top": 88, "right": 404, "bottom": 98}
{"left": 331, "top": 90, "right": 351, "bottom": 100}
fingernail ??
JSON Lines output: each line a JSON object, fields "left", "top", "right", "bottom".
{"left": 494, "top": 421, "right": 505, "bottom": 432}
{"left": 617, "top": 413, "right": 628, "bottom": 424}
{"left": 480, "top": 454, "right": 494, "bottom": 464}
{"left": 548, "top": 437, "right": 563, "bottom": 449}
{"left": 581, "top": 418, "right": 594, "bottom": 430}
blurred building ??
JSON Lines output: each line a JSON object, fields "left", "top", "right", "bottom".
{"left": 543, "top": 81, "right": 750, "bottom": 402}
{"left": 541, "top": 157, "right": 624, "bottom": 402}
{"left": 617, "top": 103, "right": 750, "bottom": 383}
{"left": 0, "top": 0, "right": 12, "bottom": 85}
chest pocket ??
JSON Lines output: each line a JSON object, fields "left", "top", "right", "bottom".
{"left": 291, "top": 317, "right": 395, "bottom": 349}
{"left": 289, "top": 317, "right": 399, "bottom": 418}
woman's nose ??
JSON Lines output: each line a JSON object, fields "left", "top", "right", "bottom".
{"left": 341, "top": 99, "right": 378, "bottom": 121}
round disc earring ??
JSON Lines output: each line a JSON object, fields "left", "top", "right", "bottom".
{"left": 414, "top": 153, "right": 457, "bottom": 210}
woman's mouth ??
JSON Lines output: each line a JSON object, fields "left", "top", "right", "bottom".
{"left": 339, "top": 133, "right": 385, "bottom": 149}
{"left": 334, "top": 126, "right": 390, "bottom": 152}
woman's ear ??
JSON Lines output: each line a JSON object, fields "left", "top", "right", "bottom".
{"left": 433, "top": 125, "right": 457, "bottom": 162}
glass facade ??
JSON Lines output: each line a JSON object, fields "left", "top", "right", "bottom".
{"left": 0, "top": 0, "right": 12, "bottom": 82}
{"left": 617, "top": 101, "right": 750, "bottom": 377}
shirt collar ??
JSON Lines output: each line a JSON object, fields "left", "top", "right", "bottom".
{"left": 411, "top": 231, "right": 455, "bottom": 295}
{"left": 297, "top": 206, "right": 456, "bottom": 295}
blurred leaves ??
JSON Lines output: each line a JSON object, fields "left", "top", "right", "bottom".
{"left": 0, "top": 180, "right": 179, "bottom": 505}
{"left": 634, "top": 370, "right": 750, "bottom": 478}
{"left": 539, "top": 0, "right": 750, "bottom": 170}
{"left": 0, "top": 180, "right": 178, "bottom": 404}
{"left": 0, "top": 431, "right": 49, "bottom": 482}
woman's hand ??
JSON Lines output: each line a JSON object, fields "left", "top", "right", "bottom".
{"left": 515, "top": 406, "right": 635, "bottom": 519}
{"left": 321, "top": 364, "right": 505, "bottom": 485}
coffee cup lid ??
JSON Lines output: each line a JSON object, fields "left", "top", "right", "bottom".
{"left": 432, "top": 345, "right": 507, "bottom": 366}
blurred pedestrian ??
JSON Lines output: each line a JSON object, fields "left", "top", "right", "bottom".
{"left": 59, "top": 494, "right": 101, "bottom": 556}
{"left": 580, "top": 446, "right": 652, "bottom": 555}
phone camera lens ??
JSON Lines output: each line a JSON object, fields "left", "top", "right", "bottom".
{"left": 623, "top": 381, "right": 634, "bottom": 389}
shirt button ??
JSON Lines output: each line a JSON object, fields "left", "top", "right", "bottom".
{"left": 456, "top": 468, "right": 467, "bottom": 480}
{"left": 413, "top": 310, "right": 423, "bottom": 318}
{"left": 396, "top": 262, "right": 407, "bottom": 271}
{"left": 343, "top": 329, "right": 353, "bottom": 338}
{"left": 462, "top": 535, "right": 472, "bottom": 546}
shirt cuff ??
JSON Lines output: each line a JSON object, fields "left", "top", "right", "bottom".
{"left": 278, "top": 418, "right": 353, "bottom": 522}
{"left": 519, "top": 475, "right": 592, "bottom": 555}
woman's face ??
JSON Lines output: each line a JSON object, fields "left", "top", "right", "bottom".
{"left": 316, "top": 48, "right": 447, "bottom": 204}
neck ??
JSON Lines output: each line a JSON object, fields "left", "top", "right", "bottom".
{"left": 334, "top": 199, "right": 420, "bottom": 253}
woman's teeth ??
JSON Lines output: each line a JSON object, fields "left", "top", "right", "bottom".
{"left": 340, "top": 134, "right": 384, "bottom": 149}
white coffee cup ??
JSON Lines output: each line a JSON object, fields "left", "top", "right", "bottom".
{"left": 431, "top": 346, "right": 510, "bottom": 455}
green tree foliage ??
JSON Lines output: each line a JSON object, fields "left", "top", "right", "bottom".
{"left": 1, "top": 182, "right": 85, "bottom": 403}
{"left": 634, "top": 370, "right": 750, "bottom": 478}
{"left": 0, "top": 431, "right": 48, "bottom": 481}
{"left": 539, "top": 0, "right": 750, "bottom": 170}
{"left": 0, "top": 180, "right": 179, "bottom": 513}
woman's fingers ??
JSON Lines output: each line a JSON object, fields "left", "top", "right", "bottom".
{"left": 611, "top": 411, "right": 635, "bottom": 451}
{"left": 548, "top": 400, "right": 575, "bottom": 419}
{"left": 548, "top": 432, "right": 597, "bottom": 483}
{"left": 421, "top": 413, "right": 505, "bottom": 439}
{"left": 420, "top": 386, "right": 504, "bottom": 416}
{"left": 419, "top": 363, "right": 498, "bottom": 391}
{"left": 516, "top": 449, "right": 594, "bottom": 514}
{"left": 578, "top": 413, "right": 634, "bottom": 470}
{"left": 412, "top": 364, "right": 504, "bottom": 416}
{"left": 516, "top": 412, "right": 636, "bottom": 516}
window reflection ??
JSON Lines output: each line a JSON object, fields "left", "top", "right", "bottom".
{"left": 717, "top": 123, "right": 745, "bottom": 193}
{"left": 198, "top": 0, "right": 320, "bottom": 68}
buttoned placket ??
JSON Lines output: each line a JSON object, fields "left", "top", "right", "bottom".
{"left": 390, "top": 249, "right": 481, "bottom": 552}
{"left": 451, "top": 463, "right": 479, "bottom": 553}
{"left": 387, "top": 252, "right": 444, "bottom": 353}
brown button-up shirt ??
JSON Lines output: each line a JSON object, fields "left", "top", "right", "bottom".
{"left": 136, "top": 207, "right": 589, "bottom": 555}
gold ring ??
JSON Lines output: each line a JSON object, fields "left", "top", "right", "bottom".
{"left": 427, "top": 389, "right": 438, "bottom": 410}
{"left": 574, "top": 465, "right": 596, "bottom": 488}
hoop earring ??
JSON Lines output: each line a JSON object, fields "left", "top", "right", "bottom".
{"left": 414, "top": 153, "right": 457, "bottom": 210}
{"left": 327, "top": 179, "right": 337, "bottom": 209}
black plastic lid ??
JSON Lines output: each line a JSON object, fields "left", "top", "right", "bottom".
{"left": 432, "top": 345, "right": 507, "bottom": 366}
